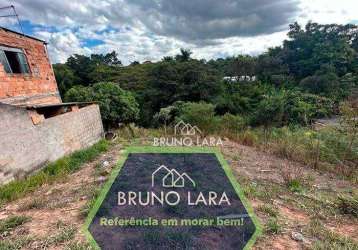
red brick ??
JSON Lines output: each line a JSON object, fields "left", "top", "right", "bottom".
{"left": 0, "top": 28, "right": 61, "bottom": 105}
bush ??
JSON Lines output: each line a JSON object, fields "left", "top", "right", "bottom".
{"left": 65, "top": 82, "right": 139, "bottom": 127}
{"left": 91, "top": 82, "right": 139, "bottom": 126}
{"left": 178, "top": 102, "right": 219, "bottom": 134}
{"left": 220, "top": 113, "right": 246, "bottom": 134}
{"left": 251, "top": 90, "right": 285, "bottom": 128}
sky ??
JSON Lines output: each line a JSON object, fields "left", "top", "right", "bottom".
{"left": 0, "top": 0, "right": 357, "bottom": 65}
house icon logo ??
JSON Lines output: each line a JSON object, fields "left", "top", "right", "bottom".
{"left": 152, "top": 165, "right": 196, "bottom": 188}
{"left": 174, "top": 120, "right": 202, "bottom": 136}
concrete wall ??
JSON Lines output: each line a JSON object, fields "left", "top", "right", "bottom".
{"left": 0, "top": 103, "right": 104, "bottom": 184}
{"left": 0, "top": 28, "right": 61, "bottom": 105}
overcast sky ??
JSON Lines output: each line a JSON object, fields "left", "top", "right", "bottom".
{"left": 0, "top": 0, "right": 357, "bottom": 64}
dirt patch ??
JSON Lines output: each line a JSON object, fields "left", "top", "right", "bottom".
{"left": 254, "top": 234, "right": 302, "bottom": 250}
{"left": 0, "top": 143, "right": 122, "bottom": 247}
{"left": 327, "top": 221, "right": 358, "bottom": 240}
{"left": 277, "top": 205, "right": 309, "bottom": 225}
{"left": 222, "top": 140, "right": 356, "bottom": 192}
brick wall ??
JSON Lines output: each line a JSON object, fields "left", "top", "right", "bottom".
{"left": 0, "top": 28, "right": 61, "bottom": 105}
{"left": 0, "top": 103, "right": 104, "bottom": 185}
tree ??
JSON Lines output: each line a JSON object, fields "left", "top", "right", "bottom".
{"left": 251, "top": 91, "right": 285, "bottom": 145}
{"left": 139, "top": 59, "right": 221, "bottom": 126}
{"left": 232, "top": 55, "right": 257, "bottom": 77}
{"left": 175, "top": 48, "right": 192, "bottom": 62}
{"left": 153, "top": 106, "right": 176, "bottom": 134}
{"left": 66, "top": 54, "right": 95, "bottom": 85}
{"left": 53, "top": 64, "right": 78, "bottom": 96}
{"left": 64, "top": 82, "right": 139, "bottom": 128}
{"left": 162, "top": 56, "right": 174, "bottom": 62}
{"left": 283, "top": 22, "right": 357, "bottom": 79}
{"left": 299, "top": 69, "right": 341, "bottom": 99}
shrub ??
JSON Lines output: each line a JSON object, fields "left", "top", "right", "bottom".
{"left": 65, "top": 82, "right": 139, "bottom": 128}
{"left": 178, "top": 102, "right": 219, "bottom": 134}
{"left": 251, "top": 90, "right": 285, "bottom": 128}
{"left": 220, "top": 113, "right": 246, "bottom": 135}
{"left": 237, "top": 130, "right": 259, "bottom": 146}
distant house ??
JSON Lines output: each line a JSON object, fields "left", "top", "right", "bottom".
{"left": 0, "top": 27, "right": 104, "bottom": 185}
{"left": 223, "top": 75, "right": 256, "bottom": 83}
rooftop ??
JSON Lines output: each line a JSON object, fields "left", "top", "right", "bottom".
{"left": 0, "top": 26, "right": 47, "bottom": 44}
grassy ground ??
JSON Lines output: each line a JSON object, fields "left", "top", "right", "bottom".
{"left": 0, "top": 140, "right": 109, "bottom": 206}
{"left": 0, "top": 128, "right": 357, "bottom": 249}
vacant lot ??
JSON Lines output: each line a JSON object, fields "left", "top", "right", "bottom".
{"left": 0, "top": 130, "right": 357, "bottom": 249}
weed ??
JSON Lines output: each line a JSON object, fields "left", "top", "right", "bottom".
{"left": 265, "top": 217, "right": 281, "bottom": 234}
{"left": 237, "top": 130, "right": 258, "bottom": 146}
{"left": 18, "top": 198, "right": 46, "bottom": 211}
{"left": 337, "top": 195, "right": 358, "bottom": 217}
{"left": 242, "top": 182, "right": 258, "bottom": 199}
{"left": 42, "top": 226, "right": 76, "bottom": 246}
{"left": 64, "top": 241, "right": 94, "bottom": 250}
{"left": 287, "top": 179, "right": 304, "bottom": 193}
{"left": 307, "top": 218, "right": 358, "bottom": 249}
{"left": 280, "top": 163, "right": 305, "bottom": 193}
{"left": 257, "top": 204, "right": 279, "bottom": 217}
{"left": 255, "top": 182, "right": 282, "bottom": 202}
{"left": 0, "top": 215, "right": 31, "bottom": 234}
{"left": 232, "top": 154, "right": 240, "bottom": 161}
{"left": 79, "top": 187, "right": 101, "bottom": 218}
{"left": 0, "top": 140, "right": 109, "bottom": 205}
{"left": 0, "top": 236, "right": 32, "bottom": 250}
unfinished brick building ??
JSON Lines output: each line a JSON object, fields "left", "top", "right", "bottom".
{"left": 0, "top": 27, "right": 104, "bottom": 184}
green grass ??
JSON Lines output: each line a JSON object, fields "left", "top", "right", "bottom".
{"left": 227, "top": 126, "right": 358, "bottom": 180}
{"left": 48, "top": 226, "right": 76, "bottom": 245}
{"left": 0, "top": 215, "right": 31, "bottom": 234}
{"left": 0, "top": 236, "right": 33, "bottom": 250}
{"left": 0, "top": 140, "right": 109, "bottom": 205}
{"left": 287, "top": 179, "right": 305, "bottom": 193}
{"left": 257, "top": 204, "right": 279, "bottom": 218}
{"left": 64, "top": 242, "right": 94, "bottom": 250}
{"left": 337, "top": 195, "right": 358, "bottom": 217}
{"left": 307, "top": 218, "right": 358, "bottom": 250}
{"left": 265, "top": 217, "right": 282, "bottom": 234}
{"left": 80, "top": 187, "right": 102, "bottom": 218}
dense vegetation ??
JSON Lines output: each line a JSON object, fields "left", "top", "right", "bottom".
{"left": 55, "top": 22, "right": 357, "bottom": 127}
{"left": 54, "top": 22, "right": 358, "bottom": 177}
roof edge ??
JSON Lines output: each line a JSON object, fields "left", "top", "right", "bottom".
{"left": 0, "top": 26, "right": 47, "bottom": 44}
